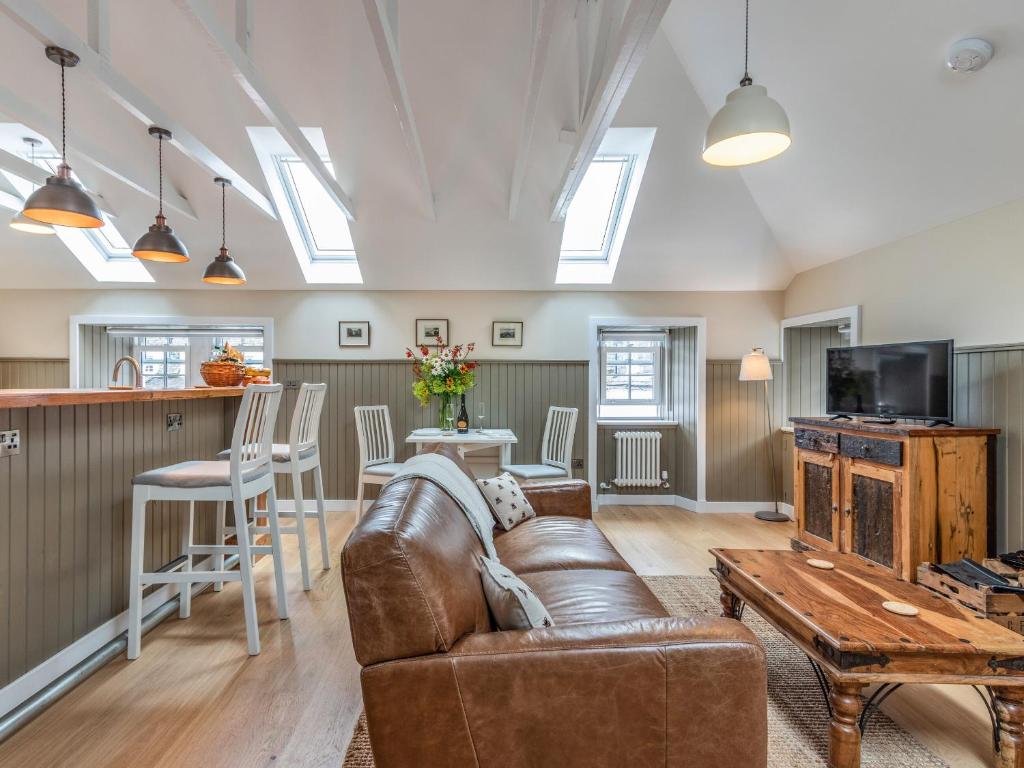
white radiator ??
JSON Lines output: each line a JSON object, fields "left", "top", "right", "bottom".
{"left": 613, "top": 431, "right": 662, "bottom": 487}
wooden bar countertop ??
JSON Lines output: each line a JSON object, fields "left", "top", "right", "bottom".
{"left": 0, "top": 386, "right": 246, "bottom": 409}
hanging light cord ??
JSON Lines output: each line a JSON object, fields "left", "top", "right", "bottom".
{"left": 220, "top": 181, "right": 226, "bottom": 249}
{"left": 741, "top": 0, "right": 752, "bottom": 86}
{"left": 157, "top": 134, "right": 164, "bottom": 217}
{"left": 60, "top": 62, "right": 67, "bottom": 164}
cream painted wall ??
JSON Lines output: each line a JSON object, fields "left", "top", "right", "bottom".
{"left": 784, "top": 198, "right": 1024, "bottom": 346}
{"left": 0, "top": 289, "right": 783, "bottom": 362}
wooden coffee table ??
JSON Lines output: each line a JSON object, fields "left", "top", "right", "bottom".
{"left": 710, "top": 548, "right": 1024, "bottom": 768}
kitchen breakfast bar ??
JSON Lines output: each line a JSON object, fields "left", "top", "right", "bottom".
{"left": 0, "top": 386, "right": 245, "bottom": 703}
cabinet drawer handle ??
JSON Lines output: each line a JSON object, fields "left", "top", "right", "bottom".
{"left": 831, "top": 504, "right": 838, "bottom": 513}
{"left": 844, "top": 508, "right": 852, "bottom": 517}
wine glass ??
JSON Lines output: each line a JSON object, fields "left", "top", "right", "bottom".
{"left": 476, "top": 401, "right": 486, "bottom": 431}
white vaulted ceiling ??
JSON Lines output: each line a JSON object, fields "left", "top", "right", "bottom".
{"left": 0, "top": 0, "right": 1020, "bottom": 291}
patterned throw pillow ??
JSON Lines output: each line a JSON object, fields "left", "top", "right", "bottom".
{"left": 476, "top": 472, "right": 536, "bottom": 531}
{"left": 479, "top": 556, "right": 554, "bottom": 630}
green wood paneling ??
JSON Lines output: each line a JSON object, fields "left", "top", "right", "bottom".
{"left": 0, "top": 359, "right": 69, "bottom": 389}
{"left": 784, "top": 325, "right": 846, "bottom": 420}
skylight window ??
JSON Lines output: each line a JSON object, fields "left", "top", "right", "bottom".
{"left": 248, "top": 126, "right": 362, "bottom": 284}
{"left": 556, "top": 127, "right": 656, "bottom": 285}
{"left": 0, "top": 124, "right": 152, "bottom": 283}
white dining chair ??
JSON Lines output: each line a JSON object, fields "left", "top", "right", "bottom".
{"left": 214, "top": 382, "right": 329, "bottom": 591}
{"left": 128, "top": 384, "right": 287, "bottom": 659}
{"left": 354, "top": 405, "right": 402, "bottom": 517}
{"left": 501, "top": 406, "right": 579, "bottom": 481}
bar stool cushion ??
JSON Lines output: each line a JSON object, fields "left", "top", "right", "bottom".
{"left": 215, "top": 443, "right": 318, "bottom": 463}
{"left": 363, "top": 462, "right": 404, "bottom": 477}
{"left": 500, "top": 464, "right": 568, "bottom": 480}
{"left": 133, "top": 460, "right": 270, "bottom": 489}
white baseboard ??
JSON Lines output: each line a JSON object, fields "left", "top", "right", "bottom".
{"left": 598, "top": 494, "right": 793, "bottom": 519}
{"left": 597, "top": 493, "right": 677, "bottom": 506}
{"left": 276, "top": 499, "right": 353, "bottom": 513}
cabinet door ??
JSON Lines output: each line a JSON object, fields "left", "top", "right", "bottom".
{"left": 795, "top": 449, "right": 840, "bottom": 551}
{"left": 842, "top": 459, "right": 902, "bottom": 574}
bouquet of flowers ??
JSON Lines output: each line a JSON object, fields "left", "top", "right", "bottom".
{"left": 406, "top": 336, "right": 477, "bottom": 427}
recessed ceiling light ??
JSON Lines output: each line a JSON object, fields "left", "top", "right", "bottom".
{"left": 947, "top": 38, "right": 994, "bottom": 73}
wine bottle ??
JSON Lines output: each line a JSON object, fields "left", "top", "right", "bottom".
{"left": 456, "top": 394, "right": 470, "bottom": 434}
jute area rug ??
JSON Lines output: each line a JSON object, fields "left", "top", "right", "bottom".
{"left": 343, "top": 575, "right": 948, "bottom": 767}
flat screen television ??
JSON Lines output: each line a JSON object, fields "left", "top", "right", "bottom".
{"left": 826, "top": 340, "right": 954, "bottom": 422}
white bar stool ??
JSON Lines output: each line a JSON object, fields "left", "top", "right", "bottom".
{"left": 354, "top": 405, "right": 403, "bottom": 517}
{"left": 127, "top": 384, "right": 287, "bottom": 659}
{"left": 215, "top": 382, "right": 329, "bottom": 591}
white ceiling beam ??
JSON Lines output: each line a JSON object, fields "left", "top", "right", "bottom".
{"left": 0, "top": 188, "right": 23, "bottom": 212}
{"left": 176, "top": 0, "right": 357, "bottom": 222}
{"left": 86, "top": 0, "right": 110, "bottom": 60}
{"left": 234, "top": 0, "right": 252, "bottom": 54}
{"left": 508, "top": 0, "right": 562, "bottom": 220}
{"left": 550, "top": 0, "right": 669, "bottom": 222}
{"left": 0, "top": 0, "right": 275, "bottom": 220}
{"left": 0, "top": 146, "right": 115, "bottom": 216}
{"left": 362, "top": 0, "right": 435, "bottom": 219}
{"left": 0, "top": 82, "right": 193, "bottom": 219}
{"left": 580, "top": 0, "right": 622, "bottom": 122}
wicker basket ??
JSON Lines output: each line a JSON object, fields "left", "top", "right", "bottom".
{"left": 200, "top": 361, "right": 245, "bottom": 387}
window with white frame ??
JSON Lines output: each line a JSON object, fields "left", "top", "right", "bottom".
{"left": 124, "top": 332, "right": 265, "bottom": 390}
{"left": 556, "top": 127, "right": 655, "bottom": 285}
{"left": 599, "top": 331, "right": 668, "bottom": 420}
{"left": 274, "top": 156, "right": 356, "bottom": 262}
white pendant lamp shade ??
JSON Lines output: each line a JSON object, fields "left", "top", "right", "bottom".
{"left": 703, "top": 0, "right": 791, "bottom": 168}
{"left": 739, "top": 347, "right": 773, "bottom": 381}
{"left": 703, "top": 83, "right": 791, "bottom": 167}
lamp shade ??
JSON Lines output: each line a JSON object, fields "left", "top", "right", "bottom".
{"left": 703, "top": 83, "right": 791, "bottom": 167}
{"left": 133, "top": 215, "right": 189, "bottom": 263}
{"left": 10, "top": 211, "right": 55, "bottom": 235}
{"left": 739, "top": 347, "right": 773, "bottom": 381}
{"left": 202, "top": 247, "right": 246, "bottom": 285}
{"left": 22, "top": 163, "right": 103, "bottom": 228}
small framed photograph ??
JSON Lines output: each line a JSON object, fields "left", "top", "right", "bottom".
{"left": 492, "top": 321, "right": 523, "bottom": 347}
{"left": 415, "top": 319, "right": 449, "bottom": 346}
{"left": 339, "top": 321, "right": 370, "bottom": 347}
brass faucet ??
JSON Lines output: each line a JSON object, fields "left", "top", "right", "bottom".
{"left": 111, "top": 356, "right": 143, "bottom": 389}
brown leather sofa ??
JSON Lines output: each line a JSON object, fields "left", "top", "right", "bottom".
{"left": 342, "top": 446, "right": 767, "bottom": 767}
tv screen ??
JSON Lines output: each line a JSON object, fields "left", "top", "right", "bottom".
{"left": 826, "top": 340, "right": 953, "bottom": 421}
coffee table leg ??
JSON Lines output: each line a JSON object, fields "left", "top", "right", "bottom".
{"left": 829, "top": 681, "right": 866, "bottom": 768}
{"left": 719, "top": 583, "right": 744, "bottom": 619}
{"left": 994, "top": 687, "right": 1024, "bottom": 768}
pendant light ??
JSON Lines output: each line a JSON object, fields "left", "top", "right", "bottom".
{"left": 702, "top": 0, "right": 791, "bottom": 167}
{"left": 202, "top": 178, "right": 246, "bottom": 285}
{"left": 21, "top": 46, "right": 104, "bottom": 228}
{"left": 132, "top": 127, "right": 189, "bottom": 262}
{"left": 10, "top": 138, "right": 55, "bottom": 235}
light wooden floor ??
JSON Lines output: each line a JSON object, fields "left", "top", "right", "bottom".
{"left": 0, "top": 506, "right": 994, "bottom": 767}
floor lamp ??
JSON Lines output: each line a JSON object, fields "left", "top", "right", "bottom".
{"left": 739, "top": 348, "right": 788, "bottom": 522}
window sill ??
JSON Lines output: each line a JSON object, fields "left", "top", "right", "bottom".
{"left": 597, "top": 419, "right": 679, "bottom": 427}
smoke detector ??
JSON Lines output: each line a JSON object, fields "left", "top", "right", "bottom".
{"left": 947, "top": 38, "right": 994, "bottom": 72}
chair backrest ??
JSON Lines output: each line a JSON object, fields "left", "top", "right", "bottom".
{"left": 354, "top": 405, "right": 395, "bottom": 468}
{"left": 289, "top": 382, "right": 327, "bottom": 456}
{"left": 541, "top": 406, "right": 579, "bottom": 475}
{"left": 229, "top": 383, "right": 284, "bottom": 483}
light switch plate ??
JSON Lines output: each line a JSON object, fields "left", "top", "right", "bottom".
{"left": 0, "top": 429, "right": 21, "bottom": 457}
{"left": 166, "top": 413, "right": 183, "bottom": 432}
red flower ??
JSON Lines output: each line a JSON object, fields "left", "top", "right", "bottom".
{"left": 405, "top": 349, "right": 413, "bottom": 359}
{"left": 420, "top": 345, "right": 429, "bottom": 356}
{"left": 459, "top": 364, "right": 468, "bottom": 374}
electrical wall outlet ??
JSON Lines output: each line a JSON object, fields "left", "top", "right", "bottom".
{"left": 166, "top": 413, "right": 183, "bottom": 432}
{"left": 572, "top": 458, "right": 584, "bottom": 469}
{"left": 284, "top": 380, "right": 301, "bottom": 390}
{"left": 0, "top": 429, "right": 21, "bottom": 457}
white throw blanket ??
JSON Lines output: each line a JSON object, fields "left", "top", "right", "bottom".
{"left": 384, "top": 452, "right": 498, "bottom": 559}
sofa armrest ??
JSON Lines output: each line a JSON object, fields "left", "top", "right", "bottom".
{"left": 361, "top": 617, "right": 767, "bottom": 768}
{"left": 521, "top": 478, "right": 592, "bottom": 519}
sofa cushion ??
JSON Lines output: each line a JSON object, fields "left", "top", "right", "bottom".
{"left": 477, "top": 472, "right": 536, "bottom": 531}
{"left": 479, "top": 557, "right": 554, "bottom": 630}
{"left": 520, "top": 569, "right": 669, "bottom": 626}
{"left": 494, "top": 516, "right": 632, "bottom": 574}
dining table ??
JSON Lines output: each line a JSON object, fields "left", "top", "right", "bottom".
{"left": 405, "top": 427, "right": 518, "bottom": 465}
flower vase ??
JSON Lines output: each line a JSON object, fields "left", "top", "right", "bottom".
{"left": 438, "top": 394, "right": 453, "bottom": 431}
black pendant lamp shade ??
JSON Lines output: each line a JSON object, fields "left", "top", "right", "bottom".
{"left": 132, "top": 127, "right": 189, "bottom": 262}
{"left": 22, "top": 46, "right": 104, "bottom": 229}
{"left": 202, "top": 178, "right": 246, "bottom": 285}
{"left": 10, "top": 138, "right": 55, "bottom": 235}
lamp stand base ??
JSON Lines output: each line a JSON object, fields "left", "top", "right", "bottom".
{"left": 755, "top": 510, "right": 790, "bottom": 523}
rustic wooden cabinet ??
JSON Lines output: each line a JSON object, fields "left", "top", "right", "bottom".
{"left": 790, "top": 417, "right": 999, "bottom": 580}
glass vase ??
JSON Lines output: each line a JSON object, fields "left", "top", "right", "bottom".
{"left": 438, "top": 394, "right": 453, "bottom": 431}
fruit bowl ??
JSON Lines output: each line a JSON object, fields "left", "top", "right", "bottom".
{"left": 200, "top": 361, "right": 245, "bottom": 387}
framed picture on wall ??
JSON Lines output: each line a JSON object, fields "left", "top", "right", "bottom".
{"left": 492, "top": 321, "right": 523, "bottom": 347}
{"left": 415, "top": 319, "right": 449, "bottom": 346}
{"left": 339, "top": 321, "right": 370, "bottom": 347}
